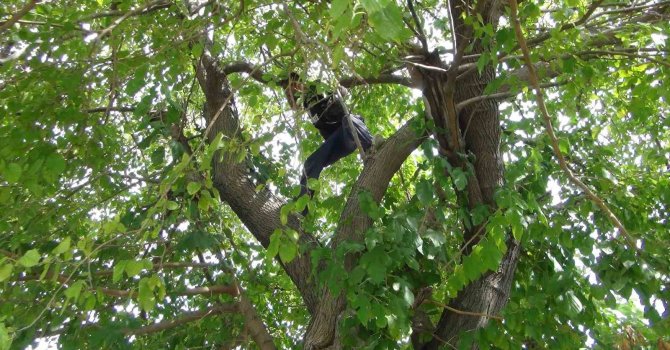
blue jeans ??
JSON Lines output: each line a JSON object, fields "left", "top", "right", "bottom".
{"left": 299, "top": 114, "right": 372, "bottom": 199}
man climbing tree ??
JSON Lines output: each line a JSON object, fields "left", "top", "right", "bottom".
{"left": 0, "top": 0, "right": 668, "bottom": 349}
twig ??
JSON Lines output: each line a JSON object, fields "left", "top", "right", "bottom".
{"left": 0, "top": 0, "right": 40, "bottom": 34}
{"left": 407, "top": 0, "right": 429, "bottom": 53}
{"left": 579, "top": 49, "right": 670, "bottom": 68}
{"left": 587, "top": 0, "right": 670, "bottom": 22}
{"left": 128, "top": 304, "right": 238, "bottom": 335}
{"left": 456, "top": 81, "right": 565, "bottom": 111}
{"left": 81, "top": 1, "right": 173, "bottom": 21}
{"left": 508, "top": 0, "right": 638, "bottom": 252}
{"left": 527, "top": 0, "right": 605, "bottom": 47}
{"left": 95, "top": 0, "right": 171, "bottom": 40}
{"left": 92, "top": 261, "right": 218, "bottom": 277}
{"left": 97, "top": 285, "right": 239, "bottom": 298}
{"left": 457, "top": 0, "right": 605, "bottom": 82}
{"left": 426, "top": 299, "right": 503, "bottom": 321}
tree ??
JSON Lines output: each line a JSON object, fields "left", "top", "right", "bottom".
{"left": 0, "top": 0, "right": 668, "bottom": 348}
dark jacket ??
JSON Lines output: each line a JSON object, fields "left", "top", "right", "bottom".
{"left": 303, "top": 90, "right": 348, "bottom": 140}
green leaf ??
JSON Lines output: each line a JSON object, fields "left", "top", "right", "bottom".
{"left": 191, "top": 42, "right": 204, "bottom": 58}
{"left": 508, "top": 209, "right": 524, "bottom": 241}
{"left": 3, "top": 163, "right": 22, "bottom": 184}
{"left": 360, "top": 0, "right": 411, "bottom": 41}
{"left": 166, "top": 201, "right": 179, "bottom": 210}
{"left": 198, "top": 196, "right": 211, "bottom": 213}
{"left": 186, "top": 182, "right": 202, "bottom": 195}
{"left": 52, "top": 237, "right": 71, "bottom": 255}
{"left": 0, "top": 322, "right": 11, "bottom": 350}
{"left": 150, "top": 148, "right": 165, "bottom": 165}
{"left": 266, "top": 229, "right": 281, "bottom": 260}
{"left": 278, "top": 240, "right": 297, "bottom": 263}
{"left": 126, "top": 66, "right": 147, "bottom": 96}
{"left": 362, "top": 247, "right": 389, "bottom": 284}
{"left": 352, "top": 294, "right": 372, "bottom": 324}
{"left": 330, "top": 0, "right": 349, "bottom": 19}
{"left": 0, "top": 264, "right": 13, "bottom": 282}
{"left": 43, "top": 153, "right": 66, "bottom": 183}
{"left": 138, "top": 277, "right": 156, "bottom": 312}
{"left": 125, "top": 260, "right": 146, "bottom": 277}
{"left": 476, "top": 53, "right": 490, "bottom": 73}
{"left": 424, "top": 229, "right": 446, "bottom": 246}
{"left": 463, "top": 253, "right": 484, "bottom": 282}
{"left": 401, "top": 283, "right": 414, "bottom": 307}
{"left": 64, "top": 280, "right": 85, "bottom": 302}
{"left": 280, "top": 202, "right": 293, "bottom": 225}
{"left": 18, "top": 249, "right": 40, "bottom": 267}
{"left": 558, "top": 138, "right": 570, "bottom": 154}
{"left": 451, "top": 168, "right": 468, "bottom": 191}
{"left": 416, "top": 179, "right": 433, "bottom": 204}
{"left": 358, "top": 191, "right": 382, "bottom": 219}
{"left": 113, "top": 261, "right": 128, "bottom": 283}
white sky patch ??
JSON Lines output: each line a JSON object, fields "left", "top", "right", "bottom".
{"left": 651, "top": 33, "right": 667, "bottom": 46}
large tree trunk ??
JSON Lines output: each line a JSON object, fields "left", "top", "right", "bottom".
{"left": 196, "top": 0, "right": 521, "bottom": 346}
{"left": 418, "top": 0, "right": 521, "bottom": 347}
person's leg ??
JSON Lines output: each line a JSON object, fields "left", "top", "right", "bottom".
{"left": 299, "top": 126, "right": 357, "bottom": 198}
{"left": 342, "top": 114, "right": 373, "bottom": 153}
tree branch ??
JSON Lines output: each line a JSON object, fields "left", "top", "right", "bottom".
{"left": 0, "top": 0, "right": 40, "bottom": 34}
{"left": 508, "top": 0, "right": 638, "bottom": 252}
{"left": 197, "top": 53, "right": 323, "bottom": 315}
{"left": 220, "top": 60, "right": 415, "bottom": 88}
{"left": 81, "top": 0, "right": 173, "bottom": 21}
{"left": 95, "top": 0, "right": 172, "bottom": 40}
{"left": 426, "top": 299, "right": 503, "bottom": 321}
{"left": 304, "top": 117, "right": 428, "bottom": 349}
{"left": 525, "top": 0, "right": 605, "bottom": 47}
{"left": 15, "top": 261, "right": 220, "bottom": 282}
{"left": 98, "top": 285, "right": 239, "bottom": 298}
{"left": 128, "top": 304, "right": 238, "bottom": 336}
{"left": 86, "top": 106, "right": 136, "bottom": 113}
{"left": 407, "top": 0, "right": 429, "bottom": 53}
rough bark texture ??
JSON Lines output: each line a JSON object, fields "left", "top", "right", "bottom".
{"left": 417, "top": 0, "right": 521, "bottom": 348}
{"left": 196, "top": 55, "right": 321, "bottom": 315}
{"left": 197, "top": 0, "right": 524, "bottom": 346}
{"left": 196, "top": 53, "right": 428, "bottom": 349}
{"left": 304, "top": 119, "right": 428, "bottom": 349}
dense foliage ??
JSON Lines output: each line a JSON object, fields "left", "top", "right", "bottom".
{"left": 0, "top": 0, "right": 668, "bottom": 349}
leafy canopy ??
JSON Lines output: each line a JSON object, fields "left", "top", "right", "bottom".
{"left": 0, "top": 0, "right": 668, "bottom": 349}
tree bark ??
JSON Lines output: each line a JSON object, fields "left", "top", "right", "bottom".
{"left": 303, "top": 118, "right": 428, "bottom": 349}
{"left": 196, "top": 54, "right": 322, "bottom": 315}
{"left": 417, "top": 0, "right": 521, "bottom": 348}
